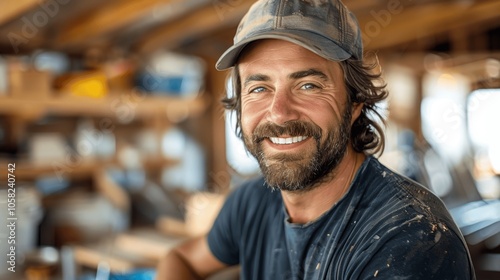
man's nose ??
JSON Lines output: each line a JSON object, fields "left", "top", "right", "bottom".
{"left": 266, "top": 89, "right": 300, "bottom": 125}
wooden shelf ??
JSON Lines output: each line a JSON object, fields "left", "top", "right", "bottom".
{"left": 0, "top": 92, "right": 205, "bottom": 182}
{"left": 0, "top": 157, "right": 177, "bottom": 181}
{"left": 72, "top": 227, "right": 185, "bottom": 273}
{"left": 1, "top": 159, "right": 98, "bottom": 181}
{"left": 0, "top": 93, "right": 210, "bottom": 121}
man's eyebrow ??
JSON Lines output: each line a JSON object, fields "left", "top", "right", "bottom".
{"left": 243, "top": 74, "right": 270, "bottom": 87}
{"left": 242, "top": 69, "right": 328, "bottom": 87}
{"left": 288, "top": 69, "right": 328, "bottom": 81}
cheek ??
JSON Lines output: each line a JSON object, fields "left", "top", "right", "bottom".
{"left": 241, "top": 98, "right": 269, "bottom": 133}
{"left": 307, "top": 98, "right": 345, "bottom": 126}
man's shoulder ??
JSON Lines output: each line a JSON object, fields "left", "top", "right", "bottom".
{"left": 362, "top": 157, "right": 443, "bottom": 206}
{"left": 356, "top": 157, "right": 462, "bottom": 234}
{"left": 341, "top": 158, "right": 473, "bottom": 279}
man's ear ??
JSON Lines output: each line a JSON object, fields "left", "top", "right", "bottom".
{"left": 351, "top": 102, "right": 363, "bottom": 125}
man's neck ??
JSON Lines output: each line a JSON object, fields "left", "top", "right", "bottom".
{"left": 281, "top": 150, "right": 366, "bottom": 224}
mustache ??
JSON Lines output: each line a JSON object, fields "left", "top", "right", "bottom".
{"left": 252, "top": 120, "right": 322, "bottom": 143}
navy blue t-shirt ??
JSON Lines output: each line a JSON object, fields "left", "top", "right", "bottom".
{"left": 207, "top": 157, "right": 475, "bottom": 279}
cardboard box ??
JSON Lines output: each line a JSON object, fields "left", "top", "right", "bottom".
{"left": 9, "top": 67, "right": 52, "bottom": 98}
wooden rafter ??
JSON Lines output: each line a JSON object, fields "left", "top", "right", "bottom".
{"left": 360, "top": 1, "right": 500, "bottom": 50}
{"left": 0, "top": 0, "right": 499, "bottom": 55}
{"left": 135, "top": 0, "right": 255, "bottom": 54}
{"left": 344, "top": 0, "right": 383, "bottom": 13}
{"left": 56, "top": 0, "right": 187, "bottom": 47}
{"left": 0, "top": 0, "right": 41, "bottom": 26}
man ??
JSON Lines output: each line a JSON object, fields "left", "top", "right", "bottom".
{"left": 156, "top": 0, "right": 475, "bottom": 279}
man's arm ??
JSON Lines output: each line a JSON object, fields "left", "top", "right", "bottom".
{"left": 155, "top": 236, "right": 229, "bottom": 280}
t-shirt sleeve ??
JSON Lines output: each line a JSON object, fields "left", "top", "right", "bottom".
{"left": 207, "top": 184, "right": 246, "bottom": 266}
{"left": 355, "top": 220, "right": 473, "bottom": 280}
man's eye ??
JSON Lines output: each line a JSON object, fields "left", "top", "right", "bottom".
{"left": 300, "top": 83, "right": 320, "bottom": 90}
{"left": 250, "top": 87, "right": 266, "bottom": 93}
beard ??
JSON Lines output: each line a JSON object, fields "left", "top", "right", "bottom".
{"left": 242, "top": 105, "right": 352, "bottom": 192}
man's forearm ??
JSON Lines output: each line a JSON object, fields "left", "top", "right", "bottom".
{"left": 155, "top": 250, "right": 202, "bottom": 280}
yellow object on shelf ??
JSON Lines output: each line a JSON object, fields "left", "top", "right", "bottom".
{"left": 62, "top": 71, "right": 109, "bottom": 98}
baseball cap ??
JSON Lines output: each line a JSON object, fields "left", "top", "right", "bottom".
{"left": 216, "top": 0, "right": 363, "bottom": 70}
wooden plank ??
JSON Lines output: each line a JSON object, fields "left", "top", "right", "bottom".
{"left": 56, "top": 0, "right": 184, "bottom": 47}
{"left": 135, "top": 0, "right": 255, "bottom": 54}
{"left": 0, "top": 0, "right": 40, "bottom": 25}
{"left": 0, "top": 94, "right": 209, "bottom": 120}
{"left": 72, "top": 245, "right": 136, "bottom": 273}
{"left": 94, "top": 169, "right": 130, "bottom": 211}
{"left": 0, "top": 159, "right": 100, "bottom": 181}
{"left": 114, "top": 228, "right": 184, "bottom": 261}
{"left": 0, "top": 157, "right": 178, "bottom": 181}
{"left": 343, "top": 0, "right": 384, "bottom": 12}
{"left": 361, "top": 1, "right": 500, "bottom": 50}
{"left": 206, "top": 57, "right": 230, "bottom": 192}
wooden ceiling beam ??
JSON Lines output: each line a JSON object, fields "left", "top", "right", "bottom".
{"left": 343, "top": 0, "right": 383, "bottom": 13}
{"left": 56, "top": 0, "right": 186, "bottom": 47}
{"left": 361, "top": 1, "right": 500, "bottom": 50}
{"left": 134, "top": 0, "right": 255, "bottom": 54}
{"left": 0, "top": 0, "right": 41, "bottom": 26}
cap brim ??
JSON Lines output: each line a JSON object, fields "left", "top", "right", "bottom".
{"left": 216, "top": 29, "right": 352, "bottom": 70}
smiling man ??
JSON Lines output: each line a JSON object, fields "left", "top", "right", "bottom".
{"left": 239, "top": 40, "right": 360, "bottom": 196}
{"left": 155, "top": 0, "right": 475, "bottom": 279}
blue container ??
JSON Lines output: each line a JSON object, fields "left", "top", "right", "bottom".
{"left": 109, "top": 269, "right": 156, "bottom": 280}
{"left": 136, "top": 72, "right": 184, "bottom": 95}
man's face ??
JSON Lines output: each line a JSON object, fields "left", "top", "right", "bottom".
{"left": 238, "top": 39, "right": 357, "bottom": 192}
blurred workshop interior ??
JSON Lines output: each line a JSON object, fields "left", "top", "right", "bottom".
{"left": 0, "top": 0, "right": 499, "bottom": 279}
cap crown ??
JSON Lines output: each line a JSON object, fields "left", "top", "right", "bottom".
{"left": 237, "top": 0, "right": 361, "bottom": 57}
{"left": 216, "top": 0, "right": 362, "bottom": 70}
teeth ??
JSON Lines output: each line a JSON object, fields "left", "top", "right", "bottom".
{"left": 269, "top": 136, "right": 308, "bottom": 145}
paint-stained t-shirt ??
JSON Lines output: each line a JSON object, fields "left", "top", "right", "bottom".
{"left": 207, "top": 156, "right": 475, "bottom": 279}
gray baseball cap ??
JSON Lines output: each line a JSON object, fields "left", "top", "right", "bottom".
{"left": 216, "top": 0, "right": 363, "bottom": 70}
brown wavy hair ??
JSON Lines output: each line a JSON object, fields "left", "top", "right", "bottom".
{"left": 221, "top": 54, "right": 389, "bottom": 156}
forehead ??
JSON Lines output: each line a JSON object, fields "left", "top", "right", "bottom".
{"left": 238, "top": 39, "right": 326, "bottom": 64}
{"left": 236, "top": 39, "right": 343, "bottom": 79}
